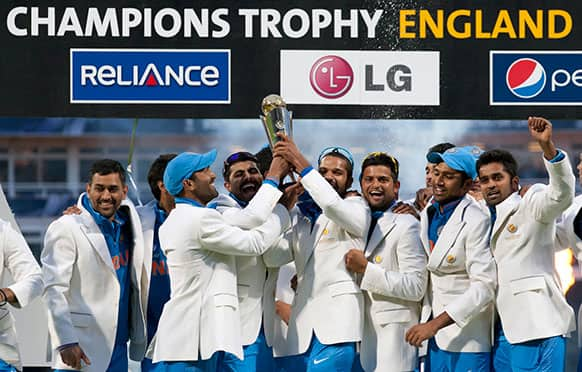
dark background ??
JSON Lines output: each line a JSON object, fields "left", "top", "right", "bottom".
{"left": 0, "top": 0, "right": 580, "bottom": 119}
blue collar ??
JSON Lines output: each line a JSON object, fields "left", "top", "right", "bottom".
{"left": 174, "top": 197, "right": 204, "bottom": 208}
{"left": 229, "top": 192, "right": 248, "bottom": 208}
{"left": 371, "top": 200, "right": 396, "bottom": 219}
{"left": 432, "top": 197, "right": 463, "bottom": 216}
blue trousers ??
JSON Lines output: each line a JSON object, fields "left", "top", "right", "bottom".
{"left": 302, "top": 334, "right": 356, "bottom": 372}
{"left": 493, "top": 327, "right": 566, "bottom": 372}
{"left": 274, "top": 354, "right": 305, "bottom": 372}
{"left": 221, "top": 328, "right": 275, "bottom": 372}
{"left": 426, "top": 338, "right": 491, "bottom": 372}
{"left": 142, "top": 357, "right": 156, "bottom": 372}
{"left": 151, "top": 352, "right": 222, "bottom": 372}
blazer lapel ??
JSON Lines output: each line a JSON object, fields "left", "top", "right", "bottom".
{"left": 365, "top": 212, "right": 396, "bottom": 258}
{"left": 122, "top": 199, "right": 144, "bottom": 290}
{"left": 420, "top": 207, "right": 431, "bottom": 256}
{"left": 296, "top": 213, "right": 330, "bottom": 274}
{"left": 81, "top": 214, "right": 116, "bottom": 273}
{"left": 140, "top": 207, "right": 154, "bottom": 281}
{"left": 490, "top": 192, "right": 520, "bottom": 248}
{"left": 427, "top": 197, "right": 469, "bottom": 270}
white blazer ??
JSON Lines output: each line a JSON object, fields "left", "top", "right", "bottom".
{"left": 277, "top": 170, "right": 371, "bottom": 357}
{"left": 556, "top": 194, "right": 582, "bottom": 345}
{"left": 0, "top": 220, "right": 43, "bottom": 370}
{"left": 42, "top": 195, "right": 147, "bottom": 371}
{"left": 359, "top": 210, "right": 427, "bottom": 372}
{"left": 148, "top": 189, "right": 291, "bottom": 363}
{"left": 492, "top": 153, "right": 575, "bottom": 344}
{"left": 210, "top": 184, "right": 292, "bottom": 347}
{"left": 419, "top": 195, "right": 497, "bottom": 353}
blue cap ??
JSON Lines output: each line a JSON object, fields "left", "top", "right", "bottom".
{"left": 462, "top": 145, "right": 484, "bottom": 160}
{"left": 427, "top": 146, "right": 477, "bottom": 180}
{"left": 163, "top": 149, "right": 217, "bottom": 196}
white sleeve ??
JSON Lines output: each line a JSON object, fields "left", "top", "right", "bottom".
{"left": 41, "top": 218, "right": 79, "bottom": 347}
{"left": 200, "top": 207, "right": 291, "bottom": 256}
{"left": 1, "top": 223, "right": 43, "bottom": 308}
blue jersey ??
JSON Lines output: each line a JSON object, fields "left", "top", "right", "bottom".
{"left": 146, "top": 204, "right": 171, "bottom": 345}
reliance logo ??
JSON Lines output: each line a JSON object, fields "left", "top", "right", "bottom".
{"left": 70, "top": 49, "right": 230, "bottom": 104}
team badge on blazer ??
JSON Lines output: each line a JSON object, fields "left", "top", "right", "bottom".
{"left": 507, "top": 224, "right": 518, "bottom": 233}
{"left": 446, "top": 254, "right": 456, "bottom": 264}
{"left": 374, "top": 255, "right": 383, "bottom": 264}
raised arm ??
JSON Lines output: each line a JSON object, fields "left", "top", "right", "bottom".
{"left": 526, "top": 117, "right": 575, "bottom": 223}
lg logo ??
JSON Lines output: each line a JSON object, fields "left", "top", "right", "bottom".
{"left": 309, "top": 55, "right": 353, "bottom": 99}
{"left": 281, "top": 50, "right": 439, "bottom": 105}
{"left": 309, "top": 55, "right": 412, "bottom": 99}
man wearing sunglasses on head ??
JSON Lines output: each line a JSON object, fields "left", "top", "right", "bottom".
{"left": 344, "top": 152, "right": 428, "bottom": 372}
{"left": 273, "top": 134, "right": 370, "bottom": 372}
{"left": 208, "top": 151, "right": 298, "bottom": 371}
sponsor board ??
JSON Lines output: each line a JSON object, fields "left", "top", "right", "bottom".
{"left": 490, "top": 51, "right": 582, "bottom": 105}
{"left": 281, "top": 50, "right": 439, "bottom": 105}
{"left": 70, "top": 49, "right": 230, "bottom": 104}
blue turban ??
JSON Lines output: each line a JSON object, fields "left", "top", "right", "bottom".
{"left": 163, "top": 149, "right": 217, "bottom": 196}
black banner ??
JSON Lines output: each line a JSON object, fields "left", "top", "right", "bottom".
{"left": 1, "top": 0, "right": 581, "bottom": 119}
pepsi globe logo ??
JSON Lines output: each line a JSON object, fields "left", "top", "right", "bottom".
{"left": 309, "top": 55, "right": 354, "bottom": 99}
{"left": 505, "top": 58, "right": 546, "bottom": 99}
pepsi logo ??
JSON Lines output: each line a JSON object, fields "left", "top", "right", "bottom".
{"left": 309, "top": 55, "right": 354, "bottom": 99}
{"left": 505, "top": 58, "right": 546, "bottom": 99}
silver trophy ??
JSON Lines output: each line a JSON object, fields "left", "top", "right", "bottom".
{"left": 260, "top": 94, "right": 293, "bottom": 148}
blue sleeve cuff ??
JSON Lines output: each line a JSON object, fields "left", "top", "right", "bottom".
{"left": 300, "top": 166, "right": 314, "bottom": 178}
{"left": 549, "top": 150, "right": 565, "bottom": 163}
{"left": 263, "top": 179, "right": 279, "bottom": 188}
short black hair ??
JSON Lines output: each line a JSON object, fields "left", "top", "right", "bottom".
{"left": 255, "top": 146, "right": 273, "bottom": 177}
{"left": 476, "top": 149, "right": 519, "bottom": 179}
{"left": 88, "top": 159, "right": 126, "bottom": 184}
{"left": 148, "top": 154, "right": 177, "bottom": 201}
{"left": 427, "top": 142, "right": 455, "bottom": 157}
{"left": 222, "top": 152, "right": 259, "bottom": 180}
{"left": 360, "top": 153, "right": 399, "bottom": 181}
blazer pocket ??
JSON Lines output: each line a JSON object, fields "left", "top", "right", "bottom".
{"left": 214, "top": 293, "right": 238, "bottom": 309}
{"left": 329, "top": 281, "right": 361, "bottom": 297}
{"left": 70, "top": 312, "right": 92, "bottom": 328}
{"left": 375, "top": 308, "right": 411, "bottom": 326}
{"left": 510, "top": 276, "right": 546, "bottom": 295}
